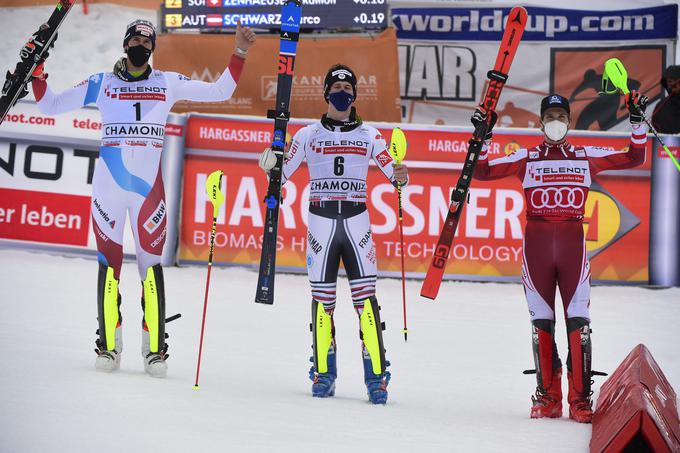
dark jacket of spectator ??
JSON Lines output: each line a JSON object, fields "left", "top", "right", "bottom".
{"left": 652, "top": 65, "right": 680, "bottom": 134}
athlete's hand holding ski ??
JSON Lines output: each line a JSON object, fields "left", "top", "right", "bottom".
{"left": 0, "top": 0, "right": 75, "bottom": 124}
{"left": 255, "top": 0, "right": 302, "bottom": 305}
{"left": 420, "top": 6, "right": 528, "bottom": 300}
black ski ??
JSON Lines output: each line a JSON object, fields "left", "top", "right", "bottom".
{"left": 0, "top": 0, "right": 76, "bottom": 125}
{"left": 255, "top": 0, "right": 302, "bottom": 305}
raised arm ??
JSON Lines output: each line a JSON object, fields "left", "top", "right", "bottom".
{"left": 587, "top": 91, "right": 649, "bottom": 174}
{"left": 31, "top": 71, "right": 103, "bottom": 115}
{"left": 166, "top": 22, "right": 255, "bottom": 103}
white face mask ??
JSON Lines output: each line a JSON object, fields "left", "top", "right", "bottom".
{"left": 543, "top": 120, "right": 568, "bottom": 142}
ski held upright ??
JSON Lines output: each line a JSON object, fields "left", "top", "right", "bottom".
{"left": 420, "top": 6, "right": 528, "bottom": 300}
{"left": 255, "top": 0, "right": 302, "bottom": 305}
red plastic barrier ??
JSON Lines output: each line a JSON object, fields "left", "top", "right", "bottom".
{"left": 591, "top": 344, "right": 680, "bottom": 453}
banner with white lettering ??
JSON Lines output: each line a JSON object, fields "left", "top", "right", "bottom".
{"left": 179, "top": 114, "right": 651, "bottom": 283}
{"left": 391, "top": 4, "right": 677, "bottom": 129}
{"left": 0, "top": 101, "right": 185, "bottom": 261}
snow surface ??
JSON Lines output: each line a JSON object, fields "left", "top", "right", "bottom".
{"left": 2, "top": 4, "right": 680, "bottom": 451}
{"left": 1, "top": 249, "right": 678, "bottom": 452}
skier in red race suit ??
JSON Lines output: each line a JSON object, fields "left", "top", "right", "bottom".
{"left": 472, "top": 92, "right": 649, "bottom": 423}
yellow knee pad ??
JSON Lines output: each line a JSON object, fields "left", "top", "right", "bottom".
{"left": 143, "top": 264, "right": 166, "bottom": 353}
{"left": 360, "top": 296, "right": 386, "bottom": 375}
{"left": 312, "top": 299, "right": 334, "bottom": 373}
{"left": 97, "top": 264, "right": 120, "bottom": 351}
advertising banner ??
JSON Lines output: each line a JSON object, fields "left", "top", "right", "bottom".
{"left": 0, "top": 101, "right": 186, "bottom": 263}
{"left": 391, "top": 4, "right": 677, "bottom": 129}
{"left": 179, "top": 114, "right": 651, "bottom": 283}
{"left": 153, "top": 29, "right": 402, "bottom": 122}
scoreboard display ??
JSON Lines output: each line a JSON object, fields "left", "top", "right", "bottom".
{"left": 161, "top": 0, "right": 388, "bottom": 32}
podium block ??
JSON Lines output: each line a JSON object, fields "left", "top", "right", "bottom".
{"left": 591, "top": 344, "right": 680, "bottom": 452}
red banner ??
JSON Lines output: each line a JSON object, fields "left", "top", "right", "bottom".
{"left": 0, "top": 188, "right": 91, "bottom": 246}
{"left": 179, "top": 116, "right": 651, "bottom": 282}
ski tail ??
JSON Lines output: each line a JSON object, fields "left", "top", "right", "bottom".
{"left": 420, "top": 6, "right": 527, "bottom": 301}
{"left": 255, "top": 0, "right": 302, "bottom": 305}
{"left": 0, "top": 0, "right": 76, "bottom": 125}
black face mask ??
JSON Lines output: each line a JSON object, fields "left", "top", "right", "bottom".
{"left": 127, "top": 45, "right": 152, "bottom": 67}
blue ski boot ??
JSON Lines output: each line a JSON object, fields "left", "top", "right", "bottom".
{"left": 309, "top": 344, "right": 337, "bottom": 398}
{"left": 363, "top": 346, "right": 391, "bottom": 404}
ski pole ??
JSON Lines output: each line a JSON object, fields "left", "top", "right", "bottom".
{"left": 194, "top": 170, "right": 225, "bottom": 390}
{"left": 389, "top": 128, "right": 409, "bottom": 342}
{"left": 603, "top": 58, "right": 680, "bottom": 172}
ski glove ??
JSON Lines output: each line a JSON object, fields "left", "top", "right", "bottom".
{"left": 471, "top": 107, "right": 498, "bottom": 141}
{"left": 626, "top": 90, "right": 649, "bottom": 124}
{"left": 258, "top": 147, "right": 278, "bottom": 173}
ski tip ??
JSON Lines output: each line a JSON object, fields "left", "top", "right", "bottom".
{"left": 509, "top": 5, "right": 528, "bottom": 22}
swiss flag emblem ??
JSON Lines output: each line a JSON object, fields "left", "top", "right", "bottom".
{"left": 376, "top": 150, "right": 393, "bottom": 167}
{"left": 208, "top": 0, "right": 220, "bottom": 6}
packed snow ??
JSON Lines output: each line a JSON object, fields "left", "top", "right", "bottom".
{"left": 2, "top": 2, "right": 679, "bottom": 452}
{"left": 1, "top": 249, "right": 678, "bottom": 452}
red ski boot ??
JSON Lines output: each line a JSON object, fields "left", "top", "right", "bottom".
{"left": 531, "top": 368, "right": 562, "bottom": 419}
{"left": 568, "top": 371, "right": 593, "bottom": 423}
{"left": 566, "top": 318, "right": 593, "bottom": 423}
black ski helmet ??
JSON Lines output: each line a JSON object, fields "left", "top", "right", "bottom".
{"left": 323, "top": 64, "right": 357, "bottom": 100}
{"left": 123, "top": 19, "right": 156, "bottom": 51}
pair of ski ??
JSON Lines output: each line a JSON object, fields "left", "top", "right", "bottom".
{"left": 256, "top": 5, "right": 529, "bottom": 304}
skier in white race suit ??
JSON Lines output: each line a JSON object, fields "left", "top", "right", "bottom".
{"left": 259, "top": 64, "right": 409, "bottom": 404}
{"left": 472, "top": 92, "right": 648, "bottom": 423}
{"left": 31, "top": 20, "right": 256, "bottom": 377}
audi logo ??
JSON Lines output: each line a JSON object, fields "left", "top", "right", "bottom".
{"left": 530, "top": 187, "right": 585, "bottom": 209}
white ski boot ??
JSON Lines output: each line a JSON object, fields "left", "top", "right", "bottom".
{"left": 142, "top": 329, "right": 167, "bottom": 378}
{"left": 95, "top": 326, "right": 122, "bottom": 372}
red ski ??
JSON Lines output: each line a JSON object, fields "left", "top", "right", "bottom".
{"left": 421, "top": 6, "right": 528, "bottom": 300}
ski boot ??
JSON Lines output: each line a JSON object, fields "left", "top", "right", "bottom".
{"left": 95, "top": 264, "right": 122, "bottom": 372}
{"left": 310, "top": 299, "right": 336, "bottom": 397}
{"left": 362, "top": 345, "right": 391, "bottom": 404}
{"left": 567, "top": 317, "right": 593, "bottom": 423}
{"left": 95, "top": 325, "right": 122, "bottom": 372}
{"left": 141, "top": 264, "right": 168, "bottom": 378}
{"left": 529, "top": 319, "right": 563, "bottom": 418}
{"left": 359, "top": 297, "right": 390, "bottom": 405}
{"left": 309, "top": 343, "right": 337, "bottom": 398}
{"left": 568, "top": 371, "right": 593, "bottom": 423}
{"left": 142, "top": 328, "right": 168, "bottom": 378}
{"left": 530, "top": 368, "right": 562, "bottom": 418}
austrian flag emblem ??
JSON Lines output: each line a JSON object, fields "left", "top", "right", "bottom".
{"left": 376, "top": 150, "right": 393, "bottom": 167}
